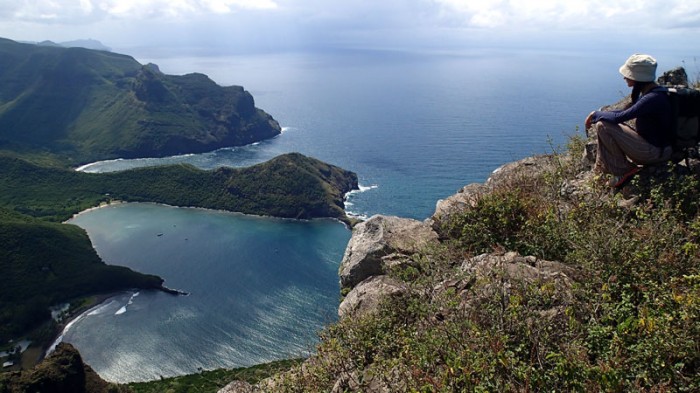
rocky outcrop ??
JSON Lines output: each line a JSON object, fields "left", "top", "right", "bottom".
{"left": 658, "top": 67, "right": 689, "bottom": 87}
{"left": 338, "top": 215, "right": 438, "bottom": 290}
{"left": 219, "top": 380, "right": 256, "bottom": 393}
{"left": 431, "top": 183, "right": 484, "bottom": 234}
{"left": 0, "top": 343, "right": 125, "bottom": 393}
{"left": 334, "top": 153, "right": 579, "bottom": 316}
{"left": 458, "top": 251, "right": 579, "bottom": 302}
{"left": 338, "top": 275, "right": 408, "bottom": 318}
{"left": 431, "top": 154, "right": 555, "bottom": 233}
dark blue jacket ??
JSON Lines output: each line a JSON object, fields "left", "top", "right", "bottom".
{"left": 592, "top": 86, "right": 673, "bottom": 148}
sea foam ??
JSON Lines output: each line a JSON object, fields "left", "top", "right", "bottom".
{"left": 115, "top": 292, "right": 140, "bottom": 315}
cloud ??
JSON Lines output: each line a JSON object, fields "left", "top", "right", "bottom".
{"left": 1, "top": 0, "right": 699, "bottom": 53}
{"left": 5, "top": 0, "right": 95, "bottom": 22}
{"left": 430, "top": 0, "right": 700, "bottom": 31}
{"left": 1, "top": 0, "right": 279, "bottom": 23}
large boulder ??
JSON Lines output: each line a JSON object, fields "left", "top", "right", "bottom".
{"left": 218, "top": 380, "right": 257, "bottom": 393}
{"left": 339, "top": 215, "right": 438, "bottom": 289}
{"left": 338, "top": 275, "right": 408, "bottom": 318}
{"left": 431, "top": 183, "right": 483, "bottom": 234}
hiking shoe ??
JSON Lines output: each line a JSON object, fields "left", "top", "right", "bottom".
{"left": 609, "top": 167, "right": 641, "bottom": 188}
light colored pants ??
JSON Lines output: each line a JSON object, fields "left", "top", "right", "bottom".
{"left": 594, "top": 121, "right": 671, "bottom": 176}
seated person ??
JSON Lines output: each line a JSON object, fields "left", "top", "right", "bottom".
{"left": 585, "top": 53, "right": 673, "bottom": 188}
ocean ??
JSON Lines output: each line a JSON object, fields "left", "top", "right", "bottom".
{"left": 61, "top": 47, "right": 695, "bottom": 382}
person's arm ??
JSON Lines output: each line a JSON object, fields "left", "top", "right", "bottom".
{"left": 590, "top": 94, "right": 657, "bottom": 125}
{"left": 585, "top": 108, "right": 623, "bottom": 129}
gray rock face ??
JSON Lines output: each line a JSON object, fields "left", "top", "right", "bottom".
{"left": 331, "top": 368, "right": 406, "bottom": 393}
{"left": 218, "top": 381, "right": 256, "bottom": 393}
{"left": 462, "top": 251, "right": 579, "bottom": 285}
{"left": 455, "top": 252, "right": 579, "bottom": 313}
{"left": 339, "top": 215, "right": 438, "bottom": 289}
{"left": 432, "top": 183, "right": 483, "bottom": 233}
{"left": 338, "top": 275, "right": 408, "bottom": 318}
{"left": 658, "top": 67, "right": 689, "bottom": 87}
{"left": 485, "top": 155, "right": 553, "bottom": 188}
{"left": 430, "top": 155, "right": 554, "bottom": 235}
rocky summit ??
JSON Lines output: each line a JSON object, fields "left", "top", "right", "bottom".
{"left": 218, "top": 115, "right": 700, "bottom": 391}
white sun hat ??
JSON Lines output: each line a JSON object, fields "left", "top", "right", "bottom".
{"left": 619, "top": 54, "right": 657, "bottom": 82}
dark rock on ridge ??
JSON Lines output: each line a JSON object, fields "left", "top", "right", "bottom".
{"left": 0, "top": 343, "right": 127, "bottom": 393}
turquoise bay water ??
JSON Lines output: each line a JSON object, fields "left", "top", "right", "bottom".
{"left": 61, "top": 48, "right": 697, "bottom": 382}
{"left": 66, "top": 204, "right": 349, "bottom": 382}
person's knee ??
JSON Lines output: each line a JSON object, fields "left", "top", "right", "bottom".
{"left": 594, "top": 121, "right": 612, "bottom": 134}
{"left": 594, "top": 121, "right": 619, "bottom": 142}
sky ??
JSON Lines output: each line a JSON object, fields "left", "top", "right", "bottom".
{"left": 1, "top": 0, "right": 700, "bottom": 57}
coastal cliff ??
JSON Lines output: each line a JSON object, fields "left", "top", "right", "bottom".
{"left": 220, "top": 135, "right": 700, "bottom": 391}
{"left": 0, "top": 37, "right": 281, "bottom": 165}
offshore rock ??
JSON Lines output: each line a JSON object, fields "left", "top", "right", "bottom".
{"left": 338, "top": 215, "right": 438, "bottom": 289}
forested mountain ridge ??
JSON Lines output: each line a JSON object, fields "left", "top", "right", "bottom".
{"left": 0, "top": 153, "right": 358, "bottom": 224}
{"left": 0, "top": 37, "right": 280, "bottom": 165}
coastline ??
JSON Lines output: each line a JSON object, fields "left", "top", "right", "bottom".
{"left": 67, "top": 200, "right": 357, "bottom": 228}
{"left": 63, "top": 199, "right": 126, "bottom": 222}
{"left": 17, "top": 149, "right": 358, "bottom": 374}
{"left": 39, "top": 285, "right": 187, "bottom": 365}
{"left": 15, "top": 291, "right": 124, "bottom": 369}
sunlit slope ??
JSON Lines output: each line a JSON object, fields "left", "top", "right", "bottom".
{"left": 0, "top": 37, "right": 281, "bottom": 164}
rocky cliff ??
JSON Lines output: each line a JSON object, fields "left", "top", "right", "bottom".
{"left": 0, "top": 37, "right": 281, "bottom": 165}
{"left": 220, "top": 129, "right": 700, "bottom": 391}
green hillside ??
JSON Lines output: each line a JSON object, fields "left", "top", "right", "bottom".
{"left": 0, "top": 37, "right": 280, "bottom": 165}
{"left": 0, "top": 208, "right": 164, "bottom": 342}
{"left": 0, "top": 153, "right": 357, "bottom": 223}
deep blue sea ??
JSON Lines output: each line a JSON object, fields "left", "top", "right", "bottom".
{"left": 61, "top": 48, "right": 695, "bottom": 382}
